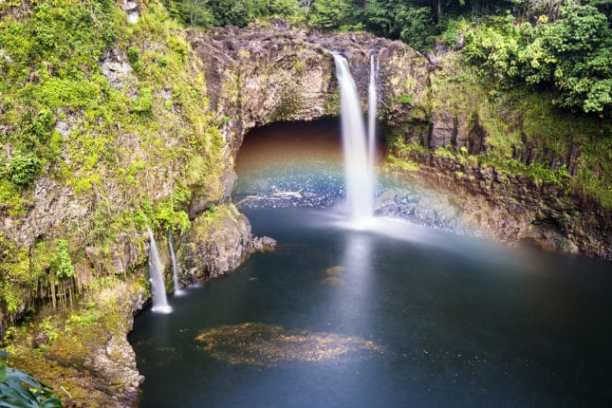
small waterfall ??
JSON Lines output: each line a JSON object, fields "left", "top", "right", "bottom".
{"left": 332, "top": 53, "right": 375, "bottom": 221}
{"left": 168, "top": 231, "right": 184, "bottom": 296}
{"left": 147, "top": 228, "right": 172, "bottom": 314}
{"left": 368, "top": 54, "right": 378, "bottom": 187}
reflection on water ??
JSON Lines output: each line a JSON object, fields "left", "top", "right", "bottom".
{"left": 131, "top": 208, "right": 612, "bottom": 407}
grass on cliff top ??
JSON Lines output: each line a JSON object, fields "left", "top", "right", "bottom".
{"left": 190, "top": 203, "right": 242, "bottom": 238}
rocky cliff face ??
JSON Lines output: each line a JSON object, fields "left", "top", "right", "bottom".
{"left": 7, "top": 278, "right": 147, "bottom": 407}
{"left": 1, "top": 4, "right": 610, "bottom": 406}
{"left": 387, "top": 149, "right": 612, "bottom": 258}
{"left": 189, "top": 23, "right": 429, "bottom": 154}
{"left": 188, "top": 24, "right": 610, "bottom": 259}
{"left": 384, "top": 52, "right": 612, "bottom": 259}
{"left": 179, "top": 204, "right": 275, "bottom": 281}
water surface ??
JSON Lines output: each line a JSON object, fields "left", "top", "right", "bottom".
{"left": 131, "top": 207, "right": 612, "bottom": 407}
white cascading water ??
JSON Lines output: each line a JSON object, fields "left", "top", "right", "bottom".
{"left": 368, "top": 54, "right": 378, "bottom": 186}
{"left": 147, "top": 228, "right": 172, "bottom": 313}
{"left": 168, "top": 231, "right": 184, "bottom": 296}
{"left": 332, "top": 53, "right": 375, "bottom": 221}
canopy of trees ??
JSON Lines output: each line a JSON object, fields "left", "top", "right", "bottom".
{"left": 164, "top": 0, "right": 610, "bottom": 114}
{"left": 463, "top": 2, "right": 611, "bottom": 113}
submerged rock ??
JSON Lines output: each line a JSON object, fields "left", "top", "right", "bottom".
{"left": 195, "top": 323, "right": 382, "bottom": 366}
{"left": 322, "top": 265, "right": 345, "bottom": 286}
{"left": 252, "top": 236, "right": 277, "bottom": 252}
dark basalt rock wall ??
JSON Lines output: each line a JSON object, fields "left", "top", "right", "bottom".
{"left": 388, "top": 149, "right": 612, "bottom": 260}
{"left": 188, "top": 23, "right": 430, "bottom": 155}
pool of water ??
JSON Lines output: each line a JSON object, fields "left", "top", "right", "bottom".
{"left": 130, "top": 207, "right": 612, "bottom": 407}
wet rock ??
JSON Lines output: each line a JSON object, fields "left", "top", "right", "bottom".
{"left": 252, "top": 236, "right": 277, "bottom": 252}
{"left": 180, "top": 204, "right": 254, "bottom": 279}
{"left": 189, "top": 25, "right": 429, "bottom": 154}
{"left": 387, "top": 149, "right": 612, "bottom": 259}
{"left": 101, "top": 48, "right": 134, "bottom": 91}
{"left": 429, "top": 111, "right": 455, "bottom": 148}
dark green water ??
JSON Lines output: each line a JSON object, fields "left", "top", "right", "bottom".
{"left": 131, "top": 207, "right": 612, "bottom": 407}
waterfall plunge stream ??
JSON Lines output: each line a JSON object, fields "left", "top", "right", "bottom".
{"left": 368, "top": 54, "right": 378, "bottom": 196}
{"left": 147, "top": 228, "right": 172, "bottom": 314}
{"left": 168, "top": 232, "right": 184, "bottom": 296}
{"left": 333, "top": 54, "right": 376, "bottom": 222}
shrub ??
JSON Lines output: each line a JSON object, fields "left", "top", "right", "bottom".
{"left": 8, "top": 153, "right": 41, "bottom": 187}
{"left": 308, "top": 0, "right": 356, "bottom": 30}
{"left": 463, "top": 3, "right": 611, "bottom": 114}
{"left": 398, "top": 94, "right": 413, "bottom": 105}
{"left": 363, "top": 1, "right": 434, "bottom": 50}
{"left": 165, "top": 0, "right": 304, "bottom": 27}
{"left": 0, "top": 357, "right": 61, "bottom": 408}
{"left": 51, "top": 240, "right": 74, "bottom": 280}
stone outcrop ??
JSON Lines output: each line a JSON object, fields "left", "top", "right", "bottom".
{"left": 191, "top": 24, "right": 610, "bottom": 260}
{"left": 189, "top": 23, "right": 429, "bottom": 155}
{"left": 180, "top": 204, "right": 253, "bottom": 280}
{"left": 179, "top": 204, "right": 275, "bottom": 281}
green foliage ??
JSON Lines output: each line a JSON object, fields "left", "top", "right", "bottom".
{"left": 363, "top": 0, "right": 435, "bottom": 50}
{"left": 308, "top": 0, "right": 358, "bottom": 30}
{"left": 398, "top": 94, "right": 413, "bottom": 105}
{"left": 439, "top": 17, "right": 470, "bottom": 47}
{"left": 0, "top": 234, "right": 33, "bottom": 315}
{"left": 38, "top": 318, "right": 60, "bottom": 343}
{"left": 166, "top": 0, "right": 304, "bottom": 27}
{"left": 166, "top": 0, "right": 216, "bottom": 26}
{"left": 50, "top": 240, "right": 74, "bottom": 280}
{"left": 0, "top": 359, "right": 61, "bottom": 407}
{"left": 127, "top": 46, "right": 140, "bottom": 66}
{"left": 386, "top": 154, "right": 420, "bottom": 172}
{"left": 0, "top": 0, "right": 126, "bottom": 207}
{"left": 7, "top": 153, "right": 41, "bottom": 187}
{"left": 463, "top": 3, "right": 611, "bottom": 114}
{"left": 132, "top": 88, "right": 154, "bottom": 114}
{"left": 153, "top": 188, "right": 192, "bottom": 233}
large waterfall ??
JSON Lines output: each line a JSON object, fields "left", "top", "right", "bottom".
{"left": 168, "top": 231, "right": 184, "bottom": 296}
{"left": 147, "top": 228, "right": 172, "bottom": 314}
{"left": 368, "top": 54, "right": 378, "bottom": 189}
{"left": 332, "top": 53, "right": 375, "bottom": 221}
